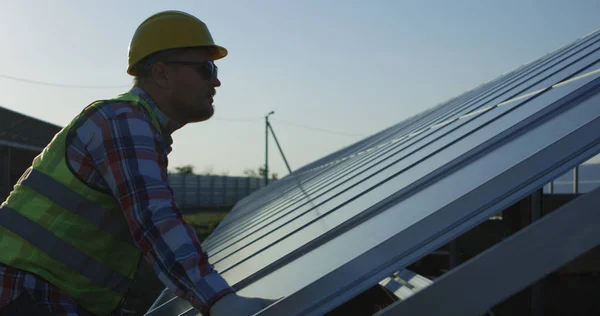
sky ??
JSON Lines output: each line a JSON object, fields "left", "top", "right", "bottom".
{"left": 0, "top": 0, "right": 599, "bottom": 177}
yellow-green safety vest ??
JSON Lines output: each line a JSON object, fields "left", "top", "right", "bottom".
{"left": 0, "top": 91, "right": 163, "bottom": 315}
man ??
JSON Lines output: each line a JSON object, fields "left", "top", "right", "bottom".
{"left": 0, "top": 10, "right": 277, "bottom": 316}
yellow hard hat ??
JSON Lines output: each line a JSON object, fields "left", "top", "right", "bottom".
{"left": 127, "top": 10, "right": 228, "bottom": 75}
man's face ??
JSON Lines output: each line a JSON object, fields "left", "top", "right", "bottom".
{"left": 166, "top": 49, "right": 221, "bottom": 123}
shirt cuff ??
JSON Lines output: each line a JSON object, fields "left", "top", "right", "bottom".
{"left": 184, "top": 271, "right": 235, "bottom": 316}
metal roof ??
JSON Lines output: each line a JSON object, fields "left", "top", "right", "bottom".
{"left": 0, "top": 106, "right": 62, "bottom": 151}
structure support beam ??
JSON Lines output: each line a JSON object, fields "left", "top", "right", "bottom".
{"left": 530, "top": 188, "right": 543, "bottom": 316}
{"left": 573, "top": 166, "right": 579, "bottom": 193}
{"left": 449, "top": 240, "right": 458, "bottom": 269}
{"left": 375, "top": 185, "right": 600, "bottom": 316}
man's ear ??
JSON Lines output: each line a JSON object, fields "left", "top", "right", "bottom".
{"left": 152, "top": 63, "right": 173, "bottom": 89}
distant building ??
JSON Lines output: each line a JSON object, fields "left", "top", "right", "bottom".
{"left": 0, "top": 106, "right": 62, "bottom": 201}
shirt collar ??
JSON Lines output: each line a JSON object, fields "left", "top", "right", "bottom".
{"left": 130, "top": 86, "right": 183, "bottom": 136}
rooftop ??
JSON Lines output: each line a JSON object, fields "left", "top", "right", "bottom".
{"left": 0, "top": 106, "right": 62, "bottom": 151}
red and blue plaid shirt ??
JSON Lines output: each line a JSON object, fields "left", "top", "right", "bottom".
{"left": 0, "top": 86, "right": 234, "bottom": 315}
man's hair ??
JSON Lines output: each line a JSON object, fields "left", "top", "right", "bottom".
{"left": 131, "top": 47, "right": 211, "bottom": 85}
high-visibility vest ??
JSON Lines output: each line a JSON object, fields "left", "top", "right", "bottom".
{"left": 0, "top": 91, "right": 164, "bottom": 315}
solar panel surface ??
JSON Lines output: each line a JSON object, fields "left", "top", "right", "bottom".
{"left": 146, "top": 29, "right": 600, "bottom": 316}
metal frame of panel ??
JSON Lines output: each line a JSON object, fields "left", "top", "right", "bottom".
{"left": 374, "top": 185, "right": 600, "bottom": 316}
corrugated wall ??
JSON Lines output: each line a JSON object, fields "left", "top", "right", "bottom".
{"left": 168, "top": 174, "right": 267, "bottom": 209}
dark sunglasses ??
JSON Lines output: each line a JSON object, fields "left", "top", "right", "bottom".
{"left": 163, "top": 60, "right": 218, "bottom": 80}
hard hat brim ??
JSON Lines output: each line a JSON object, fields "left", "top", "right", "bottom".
{"left": 209, "top": 45, "right": 228, "bottom": 61}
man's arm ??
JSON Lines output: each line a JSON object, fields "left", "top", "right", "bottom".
{"left": 90, "top": 109, "right": 234, "bottom": 314}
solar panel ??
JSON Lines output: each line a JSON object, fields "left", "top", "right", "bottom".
{"left": 204, "top": 30, "right": 600, "bottom": 250}
{"left": 146, "top": 29, "right": 600, "bottom": 315}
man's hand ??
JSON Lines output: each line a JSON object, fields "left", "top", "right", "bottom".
{"left": 209, "top": 293, "right": 281, "bottom": 316}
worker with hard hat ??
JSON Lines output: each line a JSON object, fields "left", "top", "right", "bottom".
{"left": 0, "top": 10, "right": 277, "bottom": 316}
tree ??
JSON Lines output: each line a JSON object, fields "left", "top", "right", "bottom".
{"left": 244, "top": 165, "right": 279, "bottom": 181}
{"left": 174, "top": 164, "right": 195, "bottom": 175}
{"left": 243, "top": 168, "right": 258, "bottom": 177}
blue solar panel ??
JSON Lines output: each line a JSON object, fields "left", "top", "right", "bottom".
{"left": 146, "top": 29, "right": 600, "bottom": 316}
{"left": 203, "top": 30, "right": 600, "bottom": 259}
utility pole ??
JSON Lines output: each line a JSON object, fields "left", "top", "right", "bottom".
{"left": 265, "top": 111, "right": 274, "bottom": 185}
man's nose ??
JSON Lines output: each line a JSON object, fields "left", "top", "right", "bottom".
{"left": 211, "top": 76, "right": 221, "bottom": 87}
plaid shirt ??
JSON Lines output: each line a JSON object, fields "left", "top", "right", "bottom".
{"left": 0, "top": 86, "right": 234, "bottom": 315}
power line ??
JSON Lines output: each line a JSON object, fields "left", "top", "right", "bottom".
{"left": 271, "top": 119, "right": 365, "bottom": 137}
{"left": 0, "top": 74, "right": 130, "bottom": 89}
{"left": 0, "top": 73, "right": 364, "bottom": 137}
{"left": 212, "top": 117, "right": 263, "bottom": 122}
{"left": 214, "top": 116, "right": 365, "bottom": 137}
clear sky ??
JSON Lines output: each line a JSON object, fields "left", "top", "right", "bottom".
{"left": 1, "top": 0, "right": 599, "bottom": 177}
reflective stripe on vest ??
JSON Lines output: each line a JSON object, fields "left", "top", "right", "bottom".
{"left": 0, "top": 207, "right": 132, "bottom": 296}
{"left": 19, "top": 168, "right": 135, "bottom": 247}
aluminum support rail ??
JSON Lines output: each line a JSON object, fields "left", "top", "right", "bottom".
{"left": 375, "top": 185, "right": 600, "bottom": 316}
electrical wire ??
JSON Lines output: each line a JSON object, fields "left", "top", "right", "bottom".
{"left": 271, "top": 119, "right": 364, "bottom": 137}
{"left": 0, "top": 74, "right": 130, "bottom": 89}
{"left": 212, "top": 117, "right": 263, "bottom": 122}
{"left": 212, "top": 117, "right": 363, "bottom": 137}
{"left": 0, "top": 72, "right": 364, "bottom": 137}
{"left": 214, "top": 117, "right": 364, "bottom": 137}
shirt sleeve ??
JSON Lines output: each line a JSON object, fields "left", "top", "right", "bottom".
{"left": 89, "top": 108, "right": 234, "bottom": 314}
